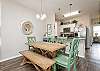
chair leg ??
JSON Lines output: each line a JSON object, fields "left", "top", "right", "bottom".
{"left": 29, "top": 46, "right": 31, "bottom": 50}
{"left": 68, "top": 65, "right": 70, "bottom": 71}
{"left": 74, "top": 63, "right": 76, "bottom": 71}
{"left": 52, "top": 64, "right": 56, "bottom": 71}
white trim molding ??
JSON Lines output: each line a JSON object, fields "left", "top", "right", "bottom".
{"left": 0, "top": 55, "right": 22, "bottom": 62}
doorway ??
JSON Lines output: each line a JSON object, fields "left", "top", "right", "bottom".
{"left": 93, "top": 25, "right": 100, "bottom": 43}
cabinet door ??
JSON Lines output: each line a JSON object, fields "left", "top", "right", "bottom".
{"left": 47, "top": 24, "right": 52, "bottom": 35}
{"left": 78, "top": 40, "right": 85, "bottom": 58}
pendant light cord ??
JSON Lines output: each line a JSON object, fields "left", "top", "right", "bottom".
{"left": 36, "top": 0, "right": 46, "bottom": 20}
{"left": 69, "top": 4, "right": 72, "bottom": 23}
{"left": 99, "top": 1, "right": 100, "bottom": 23}
{"left": 41, "top": 0, "right": 43, "bottom": 16}
{"left": 70, "top": 4, "right": 72, "bottom": 17}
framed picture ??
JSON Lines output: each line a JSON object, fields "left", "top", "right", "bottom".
{"left": 47, "top": 24, "right": 52, "bottom": 35}
{"left": 22, "top": 21, "right": 33, "bottom": 35}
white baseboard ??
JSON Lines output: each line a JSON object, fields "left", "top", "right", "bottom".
{"left": 78, "top": 55, "right": 85, "bottom": 58}
{"left": 0, "top": 54, "right": 22, "bottom": 62}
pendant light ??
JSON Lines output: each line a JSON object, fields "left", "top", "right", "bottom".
{"left": 36, "top": 0, "right": 47, "bottom": 20}
{"left": 64, "top": 3, "right": 80, "bottom": 18}
{"left": 98, "top": 1, "right": 100, "bottom": 24}
{"left": 69, "top": 3, "right": 72, "bottom": 24}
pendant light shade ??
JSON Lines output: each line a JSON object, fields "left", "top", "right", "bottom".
{"left": 36, "top": 13, "right": 47, "bottom": 20}
{"left": 36, "top": 14, "right": 40, "bottom": 19}
{"left": 40, "top": 14, "right": 47, "bottom": 20}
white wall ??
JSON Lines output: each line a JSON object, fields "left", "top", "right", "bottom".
{"left": 0, "top": 0, "right": 46, "bottom": 61}
{"left": 0, "top": 1, "right": 1, "bottom": 28}
{"left": 45, "top": 12, "right": 55, "bottom": 36}
{"left": 0, "top": 0, "right": 1, "bottom": 60}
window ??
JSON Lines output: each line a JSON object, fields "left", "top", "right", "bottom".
{"left": 93, "top": 26, "right": 100, "bottom": 36}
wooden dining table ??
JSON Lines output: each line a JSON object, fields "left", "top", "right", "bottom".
{"left": 31, "top": 42, "right": 66, "bottom": 58}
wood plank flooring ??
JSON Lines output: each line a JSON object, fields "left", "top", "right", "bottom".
{"left": 0, "top": 43, "right": 100, "bottom": 71}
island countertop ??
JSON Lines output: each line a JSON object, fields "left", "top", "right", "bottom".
{"left": 68, "top": 37, "right": 86, "bottom": 40}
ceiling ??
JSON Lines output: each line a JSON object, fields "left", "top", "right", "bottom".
{"left": 13, "top": 0, "right": 100, "bottom": 19}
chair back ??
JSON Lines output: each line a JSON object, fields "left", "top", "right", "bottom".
{"left": 27, "top": 36, "right": 36, "bottom": 45}
{"left": 56, "top": 37, "right": 62, "bottom": 43}
{"left": 48, "top": 37, "right": 54, "bottom": 43}
{"left": 68, "top": 38, "right": 80, "bottom": 64}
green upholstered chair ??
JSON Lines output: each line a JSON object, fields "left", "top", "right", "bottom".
{"left": 26, "top": 36, "right": 36, "bottom": 50}
{"left": 55, "top": 37, "right": 67, "bottom": 44}
{"left": 60, "top": 37, "right": 68, "bottom": 45}
{"left": 53, "top": 38, "right": 80, "bottom": 71}
{"left": 56, "top": 38, "right": 62, "bottom": 43}
{"left": 48, "top": 37, "right": 55, "bottom": 43}
{"left": 47, "top": 36, "right": 56, "bottom": 43}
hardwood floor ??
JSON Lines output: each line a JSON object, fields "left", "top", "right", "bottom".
{"left": 0, "top": 43, "right": 100, "bottom": 71}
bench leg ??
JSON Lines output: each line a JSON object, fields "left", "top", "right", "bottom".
{"left": 20, "top": 57, "right": 27, "bottom": 65}
{"left": 21, "top": 57, "right": 41, "bottom": 71}
{"left": 20, "top": 57, "right": 32, "bottom": 65}
{"left": 31, "top": 63, "right": 41, "bottom": 71}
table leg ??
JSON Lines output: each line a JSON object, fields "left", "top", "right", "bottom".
{"left": 63, "top": 47, "right": 66, "bottom": 53}
{"left": 47, "top": 51, "right": 57, "bottom": 58}
{"left": 29, "top": 46, "right": 31, "bottom": 50}
{"left": 60, "top": 47, "right": 66, "bottom": 54}
{"left": 48, "top": 67, "right": 52, "bottom": 71}
{"left": 43, "top": 67, "right": 51, "bottom": 71}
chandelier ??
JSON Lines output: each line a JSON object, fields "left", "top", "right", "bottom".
{"left": 36, "top": 0, "right": 47, "bottom": 20}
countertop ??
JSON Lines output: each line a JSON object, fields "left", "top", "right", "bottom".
{"left": 68, "top": 37, "right": 86, "bottom": 40}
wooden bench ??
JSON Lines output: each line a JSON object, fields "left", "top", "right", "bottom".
{"left": 20, "top": 50, "right": 55, "bottom": 71}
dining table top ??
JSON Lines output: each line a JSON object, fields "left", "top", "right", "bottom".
{"left": 31, "top": 42, "right": 66, "bottom": 52}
